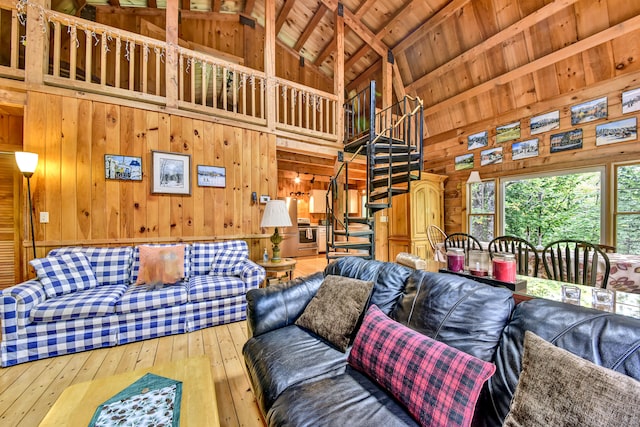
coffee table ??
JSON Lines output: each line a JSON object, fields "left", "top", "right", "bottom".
{"left": 39, "top": 356, "right": 219, "bottom": 427}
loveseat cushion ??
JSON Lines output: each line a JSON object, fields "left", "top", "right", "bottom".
{"left": 391, "top": 271, "right": 514, "bottom": 362}
{"left": 191, "top": 241, "right": 249, "bottom": 276}
{"left": 131, "top": 244, "right": 191, "bottom": 283}
{"left": 484, "top": 298, "right": 640, "bottom": 426}
{"left": 243, "top": 325, "right": 348, "bottom": 415}
{"left": 188, "top": 275, "right": 245, "bottom": 303}
{"left": 267, "top": 367, "right": 419, "bottom": 427}
{"left": 211, "top": 249, "right": 246, "bottom": 276}
{"left": 30, "top": 253, "right": 99, "bottom": 298}
{"left": 115, "top": 282, "right": 188, "bottom": 314}
{"left": 324, "top": 257, "right": 412, "bottom": 315}
{"left": 30, "top": 284, "right": 128, "bottom": 322}
{"left": 48, "top": 246, "right": 133, "bottom": 286}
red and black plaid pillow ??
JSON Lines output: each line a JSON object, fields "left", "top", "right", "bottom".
{"left": 348, "top": 305, "right": 496, "bottom": 427}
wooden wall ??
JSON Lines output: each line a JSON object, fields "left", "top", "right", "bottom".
{"left": 397, "top": 0, "right": 640, "bottom": 233}
{"left": 20, "top": 91, "right": 277, "bottom": 277}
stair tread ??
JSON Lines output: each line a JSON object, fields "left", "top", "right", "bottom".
{"left": 371, "top": 173, "right": 420, "bottom": 188}
{"left": 369, "top": 187, "right": 409, "bottom": 201}
{"left": 326, "top": 252, "right": 372, "bottom": 259}
{"left": 331, "top": 241, "right": 373, "bottom": 249}
{"left": 372, "top": 153, "right": 421, "bottom": 164}
{"left": 372, "top": 163, "right": 421, "bottom": 176}
{"left": 332, "top": 230, "right": 374, "bottom": 236}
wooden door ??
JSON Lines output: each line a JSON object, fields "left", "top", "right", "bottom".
{"left": 0, "top": 154, "right": 21, "bottom": 288}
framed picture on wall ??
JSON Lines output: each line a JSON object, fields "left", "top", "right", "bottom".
{"left": 467, "top": 131, "right": 488, "bottom": 150}
{"left": 151, "top": 151, "right": 192, "bottom": 195}
{"left": 550, "top": 129, "right": 583, "bottom": 153}
{"left": 197, "top": 165, "right": 226, "bottom": 187}
{"left": 570, "top": 97, "right": 607, "bottom": 125}
{"left": 480, "top": 147, "right": 503, "bottom": 166}
{"left": 496, "top": 121, "right": 520, "bottom": 143}
{"left": 104, "top": 155, "right": 142, "bottom": 181}
{"left": 512, "top": 139, "right": 539, "bottom": 160}
{"left": 622, "top": 88, "right": 640, "bottom": 114}
{"left": 596, "top": 117, "right": 637, "bottom": 146}
{"left": 454, "top": 153, "right": 474, "bottom": 170}
{"left": 530, "top": 111, "right": 560, "bottom": 135}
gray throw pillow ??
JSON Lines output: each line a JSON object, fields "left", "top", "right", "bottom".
{"left": 295, "top": 275, "right": 374, "bottom": 352}
{"left": 503, "top": 330, "right": 640, "bottom": 427}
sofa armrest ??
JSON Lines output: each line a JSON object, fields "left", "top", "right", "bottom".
{"left": 1, "top": 280, "right": 46, "bottom": 340}
{"left": 240, "top": 259, "right": 266, "bottom": 290}
{"left": 245, "top": 272, "right": 324, "bottom": 339}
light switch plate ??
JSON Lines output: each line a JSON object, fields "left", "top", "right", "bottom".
{"left": 40, "top": 212, "right": 49, "bottom": 223}
{"left": 380, "top": 215, "right": 388, "bottom": 223}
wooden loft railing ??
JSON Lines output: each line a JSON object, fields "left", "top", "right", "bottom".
{"left": 2, "top": 0, "right": 337, "bottom": 141}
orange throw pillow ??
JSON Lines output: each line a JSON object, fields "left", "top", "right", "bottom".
{"left": 136, "top": 245, "right": 185, "bottom": 285}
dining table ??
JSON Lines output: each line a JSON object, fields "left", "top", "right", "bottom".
{"left": 434, "top": 242, "right": 640, "bottom": 294}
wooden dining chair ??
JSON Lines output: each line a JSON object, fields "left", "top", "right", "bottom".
{"left": 444, "top": 233, "right": 483, "bottom": 253}
{"left": 427, "top": 225, "right": 447, "bottom": 253}
{"left": 488, "top": 235, "right": 540, "bottom": 277}
{"left": 542, "top": 239, "right": 611, "bottom": 288}
{"left": 596, "top": 244, "right": 616, "bottom": 253}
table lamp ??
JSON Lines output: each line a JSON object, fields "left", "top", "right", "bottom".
{"left": 260, "top": 200, "right": 292, "bottom": 263}
{"left": 15, "top": 151, "right": 38, "bottom": 259}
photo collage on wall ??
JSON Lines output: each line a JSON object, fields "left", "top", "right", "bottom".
{"left": 457, "top": 87, "right": 640, "bottom": 170}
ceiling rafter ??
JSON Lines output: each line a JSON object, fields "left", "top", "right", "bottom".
{"left": 421, "top": 13, "right": 640, "bottom": 116}
{"left": 244, "top": 0, "right": 255, "bottom": 15}
{"left": 314, "top": 35, "right": 335, "bottom": 65}
{"left": 276, "top": 0, "right": 297, "bottom": 34}
{"left": 344, "top": 43, "right": 369, "bottom": 70}
{"left": 406, "top": 0, "right": 580, "bottom": 93}
{"left": 293, "top": 4, "right": 327, "bottom": 52}
{"left": 354, "top": 0, "right": 376, "bottom": 18}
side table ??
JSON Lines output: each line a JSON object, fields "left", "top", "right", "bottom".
{"left": 257, "top": 258, "right": 297, "bottom": 287}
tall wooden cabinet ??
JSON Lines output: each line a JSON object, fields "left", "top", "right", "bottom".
{"left": 387, "top": 173, "right": 447, "bottom": 262}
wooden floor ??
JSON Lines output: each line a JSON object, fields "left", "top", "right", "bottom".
{"left": 0, "top": 256, "right": 328, "bottom": 427}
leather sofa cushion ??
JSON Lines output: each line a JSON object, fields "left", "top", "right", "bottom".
{"left": 267, "top": 366, "right": 419, "bottom": 427}
{"left": 243, "top": 325, "right": 348, "bottom": 415}
{"left": 324, "top": 257, "right": 412, "bottom": 314}
{"left": 391, "top": 271, "right": 514, "bottom": 362}
{"left": 485, "top": 298, "right": 640, "bottom": 426}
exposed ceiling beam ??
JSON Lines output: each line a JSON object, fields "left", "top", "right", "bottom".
{"left": 422, "top": 13, "right": 640, "bottom": 116}
{"left": 407, "top": 0, "right": 581, "bottom": 93}
{"left": 347, "top": 58, "right": 380, "bottom": 91}
{"left": 212, "top": 0, "right": 221, "bottom": 13}
{"left": 344, "top": 43, "right": 369, "bottom": 70}
{"left": 277, "top": 150, "right": 336, "bottom": 166}
{"left": 276, "top": 0, "right": 297, "bottom": 34}
{"left": 108, "top": 0, "right": 120, "bottom": 7}
{"left": 393, "top": 0, "right": 470, "bottom": 54}
{"left": 181, "top": 0, "right": 190, "bottom": 11}
{"left": 244, "top": 0, "right": 255, "bottom": 15}
{"left": 373, "top": 0, "right": 415, "bottom": 42}
{"left": 74, "top": 0, "right": 87, "bottom": 16}
{"left": 293, "top": 4, "right": 327, "bottom": 52}
{"left": 314, "top": 36, "right": 335, "bottom": 66}
{"left": 354, "top": 0, "right": 376, "bottom": 18}
{"left": 278, "top": 160, "right": 367, "bottom": 180}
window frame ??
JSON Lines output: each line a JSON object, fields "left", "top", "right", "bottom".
{"left": 613, "top": 161, "right": 640, "bottom": 253}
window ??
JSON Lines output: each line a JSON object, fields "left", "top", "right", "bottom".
{"left": 615, "top": 163, "right": 640, "bottom": 254}
{"left": 468, "top": 180, "right": 495, "bottom": 242}
{"left": 501, "top": 169, "right": 603, "bottom": 246}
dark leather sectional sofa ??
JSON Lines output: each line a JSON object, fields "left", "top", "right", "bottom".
{"left": 242, "top": 257, "right": 640, "bottom": 426}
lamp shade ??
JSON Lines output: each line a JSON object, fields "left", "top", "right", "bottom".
{"left": 15, "top": 152, "right": 38, "bottom": 175}
{"left": 466, "top": 171, "right": 482, "bottom": 184}
{"left": 260, "top": 200, "right": 292, "bottom": 228}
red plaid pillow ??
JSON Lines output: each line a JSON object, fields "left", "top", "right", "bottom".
{"left": 348, "top": 305, "right": 496, "bottom": 427}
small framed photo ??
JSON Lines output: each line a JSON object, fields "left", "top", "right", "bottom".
{"left": 512, "top": 139, "right": 539, "bottom": 160}
{"left": 550, "top": 129, "right": 583, "bottom": 153}
{"left": 480, "top": 147, "right": 503, "bottom": 166}
{"left": 596, "top": 117, "right": 637, "bottom": 146}
{"left": 105, "top": 155, "right": 142, "bottom": 181}
{"left": 455, "top": 153, "right": 474, "bottom": 171}
{"left": 467, "top": 131, "right": 488, "bottom": 150}
{"left": 197, "top": 165, "right": 226, "bottom": 187}
{"left": 622, "top": 88, "right": 640, "bottom": 114}
{"left": 496, "top": 121, "right": 520, "bottom": 143}
{"left": 571, "top": 97, "right": 607, "bottom": 125}
{"left": 151, "top": 150, "right": 191, "bottom": 195}
{"left": 530, "top": 111, "right": 559, "bottom": 135}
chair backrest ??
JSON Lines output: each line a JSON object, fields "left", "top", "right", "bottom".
{"left": 542, "top": 239, "right": 611, "bottom": 287}
{"left": 427, "top": 225, "right": 447, "bottom": 252}
{"left": 488, "top": 236, "right": 540, "bottom": 277}
{"left": 444, "top": 233, "right": 482, "bottom": 253}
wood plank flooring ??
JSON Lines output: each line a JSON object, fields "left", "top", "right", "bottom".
{"left": 0, "top": 256, "right": 328, "bottom": 427}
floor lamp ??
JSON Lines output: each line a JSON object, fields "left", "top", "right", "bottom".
{"left": 15, "top": 152, "right": 38, "bottom": 259}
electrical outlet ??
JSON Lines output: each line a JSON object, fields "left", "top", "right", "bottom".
{"left": 40, "top": 212, "right": 49, "bottom": 223}
{"left": 380, "top": 215, "right": 388, "bottom": 223}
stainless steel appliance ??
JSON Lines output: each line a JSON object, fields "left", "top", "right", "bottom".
{"left": 297, "top": 218, "right": 319, "bottom": 256}
{"left": 278, "top": 197, "right": 298, "bottom": 258}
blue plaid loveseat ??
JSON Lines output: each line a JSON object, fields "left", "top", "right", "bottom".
{"left": 0, "top": 240, "right": 265, "bottom": 367}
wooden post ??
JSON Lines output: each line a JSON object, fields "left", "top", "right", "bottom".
{"left": 334, "top": 4, "right": 344, "bottom": 144}
{"left": 265, "top": 0, "right": 276, "bottom": 132}
{"left": 382, "top": 52, "right": 393, "bottom": 109}
{"left": 25, "top": 0, "right": 50, "bottom": 86}
{"left": 165, "top": 0, "right": 179, "bottom": 108}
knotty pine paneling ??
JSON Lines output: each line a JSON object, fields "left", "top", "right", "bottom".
{"left": 20, "top": 92, "right": 277, "bottom": 278}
